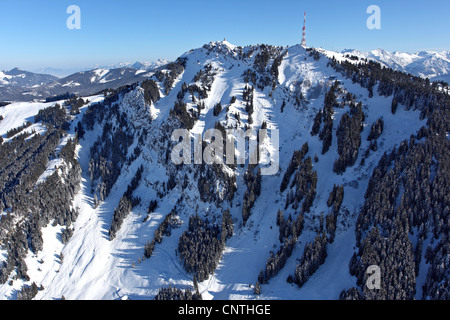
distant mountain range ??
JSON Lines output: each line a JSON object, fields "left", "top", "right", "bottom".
{"left": 321, "top": 49, "right": 450, "bottom": 84}
{"left": 31, "top": 59, "right": 170, "bottom": 78}
{"left": 0, "top": 60, "right": 170, "bottom": 102}
{"left": 0, "top": 68, "right": 58, "bottom": 88}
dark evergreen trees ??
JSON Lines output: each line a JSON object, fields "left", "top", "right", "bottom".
{"left": 35, "top": 104, "right": 70, "bottom": 131}
{"left": 391, "top": 96, "right": 398, "bottom": 114}
{"left": 367, "top": 118, "right": 384, "bottom": 141}
{"left": 259, "top": 209, "right": 304, "bottom": 284}
{"left": 284, "top": 156, "right": 318, "bottom": 214}
{"left": 144, "top": 209, "right": 181, "bottom": 259}
{"left": 141, "top": 79, "right": 160, "bottom": 105}
{"left": 242, "top": 166, "right": 262, "bottom": 225}
{"left": 213, "top": 102, "right": 222, "bottom": 117}
{"left": 154, "top": 58, "right": 187, "bottom": 95}
{"left": 109, "top": 165, "right": 144, "bottom": 240}
{"left": 280, "top": 143, "right": 309, "bottom": 193}
{"left": 0, "top": 104, "right": 81, "bottom": 284}
{"left": 318, "top": 86, "right": 338, "bottom": 154}
{"left": 76, "top": 121, "right": 85, "bottom": 140}
{"left": 341, "top": 103, "right": 449, "bottom": 300}
{"left": 243, "top": 85, "right": 255, "bottom": 125}
{"left": 292, "top": 232, "right": 328, "bottom": 288}
{"left": 17, "top": 282, "right": 40, "bottom": 300}
{"left": 87, "top": 100, "right": 135, "bottom": 206}
{"left": 154, "top": 284, "right": 202, "bottom": 300}
{"left": 325, "top": 185, "right": 344, "bottom": 243}
{"left": 333, "top": 102, "right": 364, "bottom": 174}
{"left": 170, "top": 100, "right": 195, "bottom": 130}
{"left": 178, "top": 211, "right": 233, "bottom": 282}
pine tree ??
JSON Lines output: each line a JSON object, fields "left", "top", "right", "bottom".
{"left": 254, "top": 281, "right": 261, "bottom": 295}
{"left": 391, "top": 96, "right": 398, "bottom": 114}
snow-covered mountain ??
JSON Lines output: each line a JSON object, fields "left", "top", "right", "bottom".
{"left": 99, "top": 59, "right": 170, "bottom": 71}
{"left": 0, "top": 40, "right": 448, "bottom": 301}
{"left": 330, "top": 49, "right": 450, "bottom": 84}
{"left": 32, "top": 60, "right": 170, "bottom": 78}
{"left": 0, "top": 68, "right": 58, "bottom": 88}
{"left": 0, "top": 60, "right": 169, "bottom": 102}
{"left": 47, "top": 66, "right": 157, "bottom": 94}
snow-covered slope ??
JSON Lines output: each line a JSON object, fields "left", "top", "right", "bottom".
{"left": 0, "top": 41, "right": 436, "bottom": 300}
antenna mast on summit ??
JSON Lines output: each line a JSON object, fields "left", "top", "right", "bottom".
{"left": 301, "top": 12, "right": 307, "bottom": 48}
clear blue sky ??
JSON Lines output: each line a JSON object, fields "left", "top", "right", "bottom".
{"left": 0, "top": 0, "right": 449, "bottom": 71}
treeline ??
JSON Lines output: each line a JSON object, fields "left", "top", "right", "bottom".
{"left": 82, "top": 83, "right": 138, "bottom": 131}
{"left": 360, "top": 118, "right": 385, "bottom": 161}
{"left": 17, "top": 282, "right": 43, "bottom": 300}
{"left": 367, "top": 118, "right": 384, "bottom": 141}
{"left": 192, "top": 63, "right": 216, "bottom": 97}
{"left": 170, "top": 99, "right": 195, "bottom": 130}
{"left": 170, "top": 63, "right": 218, "bottom": 128}
{"left": 0, "top": 115, "right": 67, "bottom": 212}
{"left": 253, "top": 143, "right": 324, "bottom": 292}
{"left": 261, "top": 183, "right": 344, "bottom": 291}
{"left": 82, "top": 82, "right": 156, "bottom": 233}
{"left": 0, "top": 138, "right": 81, "bottom": 284}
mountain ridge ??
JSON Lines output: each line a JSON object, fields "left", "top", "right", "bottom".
{"left": 2, "top": 45, "right": 449, "bottom": 103}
